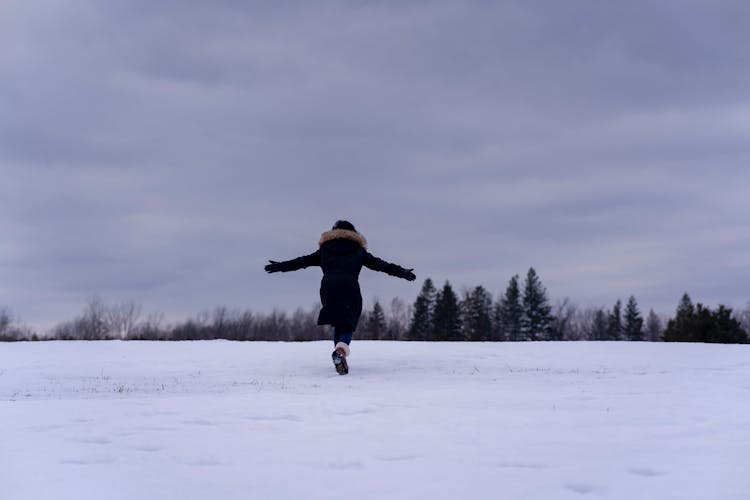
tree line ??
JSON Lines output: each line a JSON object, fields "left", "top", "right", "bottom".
{"left": 402, "top": 269, "right": 658, "bottom": 342}
{"left": 1, "top": 268, "right": 748, "bottom": 343}
{"left": 398, "top": 269, "right": 747, "bottom": 343}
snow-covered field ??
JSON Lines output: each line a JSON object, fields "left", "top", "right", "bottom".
{"left": 1, "top": 341, "right": 748, "bottom": 500}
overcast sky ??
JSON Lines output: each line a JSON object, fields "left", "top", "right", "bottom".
{"left": 2, "top": 0, "right": 749, "bottom": 329}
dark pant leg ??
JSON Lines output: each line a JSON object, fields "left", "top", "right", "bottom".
{"left": 333, "top": 328, "right": 353, "bottom": 345}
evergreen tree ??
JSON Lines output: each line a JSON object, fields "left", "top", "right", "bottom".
{"left": 521, "top": 268, "right": 553, "bottom": 341}
{"left": 677, "top": 292, "right": 694, "bottom": 317}
{"left": 662, "top": 293, "right": 694, "bottom": 342}
{"left": 607, "top": 299, "right": 622, "bottom": 340}
{"left": 365, "top": 300, "right": 387, "bottom": 340}
{"left": 407, "top": 278, "right": 436, "bottom": 341}
{"left": 710, "top": 305, "right": 749, "bottom": 343}
{"left": 664, "top": 299, "right": 748, "bottom": 344}
{"left": 491, "top": 306, "right": 504, "bottom": 342}
{"left": 496, "top": 275, "right": 522, "bottom": 341}
{"left": 623, "top": 295, "right": 644, "bottom": 341}
{"left": 433, "top": 281, "right": 462, "bottom": 341}
{"left": 645, "top": 309, "right": 662, "bottom": 342}
{"left": 590, "top": 308, "right": 609, "bottom": 341}
{"left": 461, "top": 286, "right": 493, "bottom": 341}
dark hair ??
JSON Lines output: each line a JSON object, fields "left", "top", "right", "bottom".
{"left": 333, "top": 220, "right": 356, "bottom": 232}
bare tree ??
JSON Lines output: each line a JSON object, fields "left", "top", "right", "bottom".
{"left": 549, "top": 298, "right": 577, "bottom": 341}
{"left": 564, "top": 307, "right": 591, "bottom": 341}
{"left": 645, "top": 309, "right": 663, "bottom": 342}
{"left": 736, "top": 302, "right": 750, "bottom": 335}
{"left": 256, "top": 309, "right": 291, "bottom": 341}
{"left": 212, "top": 306, "right": 230, "bottom": 340}
{"left": 130, "top": 312, "right": 165, "bottom": 340}
{"left": 387, "top": 297, "right": 410, "bottom": 341}
{"left": 578, "top": 307, "right": 609, "bottom": 341}
{"left": 290, "top": 307, "right": 321, "bottom": 341}
{"left": 0, "top": 307, "right": 12, "bottom": 340}
{"left": 233, "top": 310, "right": 255, "bottom": 341}
{"left": 0, "top": 307, "right": 33, "bottom": 341}
{"left": 107, "top": 300, "right": 143, "bottom": 339}
{"left": 80, "top": 295, "right": 111, "bottom": 340}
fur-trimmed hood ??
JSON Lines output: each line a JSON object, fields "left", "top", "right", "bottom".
{"left": 319, "top": 229, "right": 367, "bottom": 249}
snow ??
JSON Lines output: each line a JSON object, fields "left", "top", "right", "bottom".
{"left": 1, "top": 341, "right": 749, "bottom": 500}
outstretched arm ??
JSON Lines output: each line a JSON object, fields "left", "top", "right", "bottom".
{"left": 265, "top": 250, "right": 321, "bottom": 273}
{"left": 363, "top": 251, "right": 416, "bottom": 281}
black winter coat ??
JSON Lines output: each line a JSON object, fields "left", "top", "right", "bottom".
{"left": 269, "top": 229, "right": 413, "bottom": 332}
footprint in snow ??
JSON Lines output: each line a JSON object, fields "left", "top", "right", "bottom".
{"left": 629, "top": 466, "right": 668, "bottom": 477}
{"left": 495, "top": 461, "right": 551, "bottom": 470}
{"left": 59, "top": 455, "right": 117, "bottom": 465}
{"left": 133, "top": 444, "right": 163, "bottom": 452}
{"left": 184, "top": 457, "right": 226, "bottom": 467}
{"left": 565, "top": 483, "right": 603, "bottom": 495}
{"left": 26, "top": 424, "right": 65, "bottom": 432}
{"left": 71, "top": 436, "right": 112, "bottom": 445}
{"left": 376, "top": 454, "right": 416, "bottom": 462}
{"left": 141, "top": 410, "right": 177, "bottom": 417}
{"left": 180, "top": 419, "right": 217, "bottom": 426}
{"left": 335, "top": 408, "right": 378, "bottom": 416}
{"left": 329, "top": 461, "right": 365, "bottom": 471}
{"left": 242, "top": 414, "right": 302, "bottom": 422}
{"left": 131, "top": 425, "right": 178, "bottom": 432}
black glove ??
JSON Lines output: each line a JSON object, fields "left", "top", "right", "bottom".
{"left": 265, "top": 260, "right": 282, "bottom": 273}
{"left": 403, "top": 268, "right": 416, "bottom": 281}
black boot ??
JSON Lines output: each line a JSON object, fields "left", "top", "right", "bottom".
{"left": 332, "top": 347, "right": 349, "bottom": 375}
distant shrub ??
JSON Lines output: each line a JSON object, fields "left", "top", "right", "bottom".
{"left": 663, "top": 294, "right": 748, "bottom": 344}
{"left": 0, "top": 307, "right": 36, "bottom": 341}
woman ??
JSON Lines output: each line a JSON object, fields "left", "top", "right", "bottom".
{"left": 265, "top": 220, "right": 416, "bottom": 374}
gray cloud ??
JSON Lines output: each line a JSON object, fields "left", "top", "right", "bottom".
{"left": 2, "top": 0, "right": 750, "bottom": 329}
